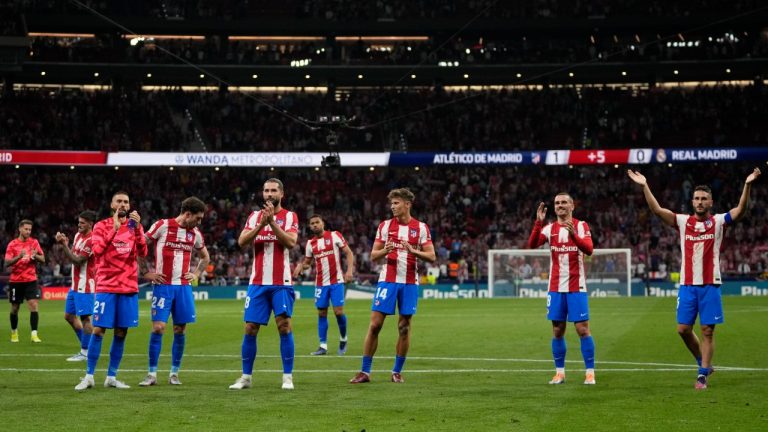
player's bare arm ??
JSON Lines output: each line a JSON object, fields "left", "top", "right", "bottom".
{"left": 32, "top": 248, "right": 45, "bottom": 263}
{"left": 139, "top": 256, "right": 167, "bottom": 284}
{"left": 403, "top": 241, "right": 437, "bottom": 263}
{"left": 238, "top": 202, "right": 275, "bottom": 248}
{"left": 55, "top": 232, "right": 88, "bottom": 265}
{"left": 370, "top": 240, "right": 394, "bottom": 262}
{"left": 184, "top": 246, "right": 210, "bottom": 282}
{"left": 627, "top": 169, "right": 676, "bottom": 227}
{"left": 292, "top": 256, "right": 313, "bottom": 279}
{"left": 728, "top": 167, "right": 761, "bottom": 222}
{"left": 342, "top": 245, "right": 356, "bottom": 282}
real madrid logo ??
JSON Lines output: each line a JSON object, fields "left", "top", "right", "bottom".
{"left": 655, "top": 149, "right": 667, "bottom": 163}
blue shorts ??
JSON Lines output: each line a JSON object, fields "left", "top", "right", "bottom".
{"left": 151, "top": 284, "right": 196, "bottom": 325}
{"left": 243, "top": 285, "right": 295, "bottom": 325}
{"left": 65, "top": 290, "right": 95, "bottom": 317}
{"left": 315, "top": 283, "right": 345, "bottom": 309}
{"left": 371, "top": 282, "right": 418, "bottom": 316}
{"left": 677, "top": 285, "right": 724, "bottom": 326}
{"left": 92, "top": 293, "right": 139, "bottom": 329}
{"left": 547, "top": 292, "right": 590, "bottom": 322}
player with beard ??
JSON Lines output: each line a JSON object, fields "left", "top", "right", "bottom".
{"left": 628, "top": 168, "right": 761, "bottom": 389}
{"left": 75, "top": 191, "right": 147, "bottom": 390}
{"left": 5, "top": 219, "right": 45, "bottom": 343}
{"left": 229, "top": 178, "right": 299, "bottom": 391}
{"left": 293, "top": 214, "right": 355, "bottom": 356}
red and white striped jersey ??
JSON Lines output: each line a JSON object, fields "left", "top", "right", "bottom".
{"left": 528, "top": 219, "right": 593, "bottom": 293}
{"left": 146, "top": 218, "right": 205, "bottom": 285}
{"left": 243, "top": 208, "right": 299, "bottom": 286}
{"left": 305, "top": 231, "right": 348, "bottom": 287}
{"left": 375, "top": 217, "right": 432, "bottom": 285}
{"left": 71, "top": 232, "right": 96, "bottom": 293}
{"left": 674, "top": 213, "right": 728, "bottom": 285}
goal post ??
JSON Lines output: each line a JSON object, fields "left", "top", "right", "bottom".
{"left": 487, "top": 248, "right": 632, "bottom": 298}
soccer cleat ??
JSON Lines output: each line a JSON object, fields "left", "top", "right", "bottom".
{"left": 695, "top": 374, "right": 708, "bottom": 390}
{"left": 31, "top": 333, "right": 42, "bottom": 343}
{"left": 66, "top": 352, "right": 88, "bottom": 362}
{"left": 281, "top": 375, "right": 294, "bottom": 390}
{"left": 548, "top": 373, "right": 566, "bottom": 385}
{"left": 228, "top": 376, "right": 252, "bottom": 390}
{"left": 310, "top": 347, "right": 327, "bottom": 356}
{"left": 74, "top": 376, "right": 95, "bottom": 391}
{"left": 168, "top": 374, "right": 182, "bottom": 385}
{"left": 10, "top": 331, "right": 19, "bottom": 343}
{"left": 349, "top": 372, "right": 370, "bottom": 384}
{"left": 584, "top": 372, "right": 596, "bottom": 385}
{"left": 338, "top": 341, "right": 347, "bottom": 356}
{"left": 138, "top": 374, "right": 157, "bottom": 387}
{"left": 104, "top": 377, "right": 131, "bottom": 389}
{"left": 391, "top": 372, "right": 405, "bottom": 383}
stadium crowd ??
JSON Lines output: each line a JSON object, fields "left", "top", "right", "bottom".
{"left": 2, "top": 163, "right": 766, "bottom": 288}
{"left": 3, "top": 85, "right": 768, "bottom": 152}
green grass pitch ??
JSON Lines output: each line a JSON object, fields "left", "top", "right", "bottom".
{"left": 1, "top": 297, "right": 767, "bottom": 431}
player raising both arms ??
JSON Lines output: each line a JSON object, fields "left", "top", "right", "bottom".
{"left": 350, "top": 188, "right": 435, "bottom": 384}
{"left": 293, "top": 214, "right": 355, "bottom": 356}
{"left": 628, "top": 167, "right": 761, "bottom": 389}
{"left": 527, "top": 192, "right": 596, "bottom": 385}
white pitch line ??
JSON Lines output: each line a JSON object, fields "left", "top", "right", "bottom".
{"left": 1, "top": 367, "right": 767, "bottom": 373}
{"left": 0, "top": 354, "right": 766, "bottom": 371}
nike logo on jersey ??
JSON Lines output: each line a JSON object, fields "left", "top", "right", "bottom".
{"left": 714, "top": 316, "right": 722, "bottom": 320}
{"left": 580, "top": 313, "right": 588, "bottom": 317}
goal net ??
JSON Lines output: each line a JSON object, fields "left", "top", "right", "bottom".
{"left": 488, "top": 248, "right": 632, "bottom": 298}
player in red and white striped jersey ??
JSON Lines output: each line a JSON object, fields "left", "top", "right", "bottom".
{"left": 528, "top": 192, "right": 596, "bottom": 385}
{"left": 56, "top": 210, "right": 99, "bottom": 361}
{"left": 350, "top": 188, "right": 435, "bottom": 384}
{"left": 138, "top": 197, "right": 210, "bottom": 387}
{"left": 629, "top": 167, "right": 761, "bottom": 389}
{"left": 230, "top": 178, "right": 299, "bottom": 391}
{"left": 293, "top": 214, "right": 355, "bottom": 356}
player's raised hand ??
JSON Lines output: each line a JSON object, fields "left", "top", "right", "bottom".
{"left": 536, "top": 202, "right": 547, "bottom": 221}
{"left": 112, "top": 210, "right": 122, "bottom": 232}
{"left": 384, "top": 240, "right": 396, "bottom": 253}
{"left": 627, "top": 169, "right": 647, "bottom": 186}
{"left": 562, "top": 220, "right": 575, "bottom": 236}
{"left": 746, "top": 167, "right": 761, "bottom": 184}
{"left": 55, "top": 232, "right": 68, "bottom": 244}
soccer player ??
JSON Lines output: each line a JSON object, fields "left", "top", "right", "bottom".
{"left": 55, "top": 210, "right": 98, "bottom": 361}
{"left": 527, "top": 192, "right": 596, "bottom": 385}
{"left": 293, "top": 214, "right": 355, "bottom": 356}
{"left": 4, "top": 219, "right": 45, "bottom": 343}
{"left": 350, "top": 188, "right": 435, "bottom": 384}
{"left": 628, "top": 167, "right": 761, "bottom": 389}
{"left": 75, "top": 191, "right": 147, "bottom": 391}
{"left": 229, "top": 178, "right": 299, "bottom": 391}
{"left": 138, "top": 197, "right": 210, "bottom": 387}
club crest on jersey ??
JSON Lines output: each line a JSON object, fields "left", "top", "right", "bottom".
{"left": 276, "top": 219, "right": 284, "bottom": 227}
{"left": 705, "top": 220, "right": 712, "bottom": 229}
{"left": 325, "top": 238, "right": 331, "bottom": 245}
{"left": 186, "top": 232, "right": 194, "bottom": 241}
{"left": 410, "top": 229, "right": 417, "bottom": 238}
